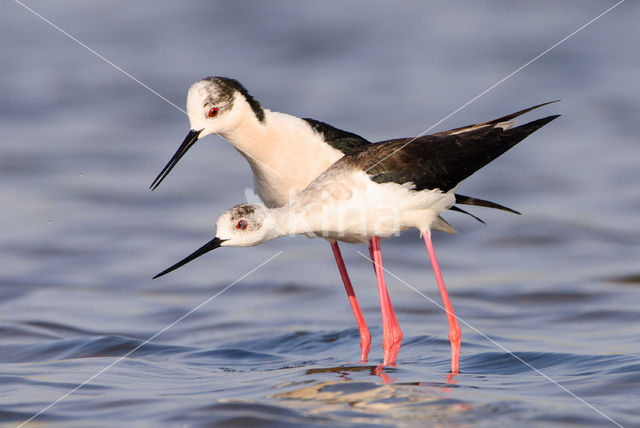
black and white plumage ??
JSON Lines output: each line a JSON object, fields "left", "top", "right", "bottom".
{"left": 150, "top": 76, "right": 532, "bottom": 221}
{"left": 154, "top": 109, "right": 559, "bottom": 372}
{"left": 154, "top": 111, "right": 559, "bottom": 252}
{"left": 293, "top": 113, "right": 558, "bottom": 238}
{"left": 150, "top": 76, "right": 558, "bottom": 370}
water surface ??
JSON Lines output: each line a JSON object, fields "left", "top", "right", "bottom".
{"left": 1, "top": 1, "right": 639, "bottom": 427}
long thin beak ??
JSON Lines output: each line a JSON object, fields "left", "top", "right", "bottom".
{"left": 153, "top": 237, "right": 226, "bottom": 279}
{"left": 150, "top": 129, "right": 203, "bottom": 191}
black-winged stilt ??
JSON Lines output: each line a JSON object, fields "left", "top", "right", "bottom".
{"left": 153, "top": 107, "right": 559, "bottom": 372}
{"left": 150, "top": 77, "right": 538, "bottom": 363}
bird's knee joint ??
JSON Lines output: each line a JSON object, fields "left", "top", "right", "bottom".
{"left": 449, "top": 325, "right": 461, "bottom": 343}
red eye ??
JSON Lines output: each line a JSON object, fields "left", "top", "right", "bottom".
{"left": 236, "top": 220, "right": 247, "bottom": 230}
{"left": 208, "top": 107, "right": 219, "bottom": 117}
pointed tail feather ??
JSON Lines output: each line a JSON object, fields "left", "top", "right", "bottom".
{"left": 436, "top": 101, "right": 561, "bottom": 136}
{"left": 454, "top": 194, "right": 521, "bottom": 215}
{"left": 502, "top": 115, "right": 560, "bottom": 153}
{"left": 449, "top": 205, "right": 486, "bottom": 224}
{"left": 432, "top": 215, "right": 458, "bottom": 234}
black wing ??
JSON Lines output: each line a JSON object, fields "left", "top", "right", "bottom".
{"left": 303, "top": 118, "right": 371, "bottom": 155}
{"left": 357, "top": 115, "right": 559, "bottom": 192}
{"left": 434, "top": 100, "right": 560, "bottom": 136}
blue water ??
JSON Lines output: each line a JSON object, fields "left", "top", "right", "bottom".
{"left": 2, "top": 1, "right": 639, "bottom": 427}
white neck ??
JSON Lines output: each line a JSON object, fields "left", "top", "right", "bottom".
{"left": 216, "top": 101, "right": 345, "bottom": 208}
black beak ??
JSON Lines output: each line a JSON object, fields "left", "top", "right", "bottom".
{"left": 153, "top": 237, "right": 226, "bottom": 279}
{"left": 150, "top": 129, "right": 203, "bottom": 191}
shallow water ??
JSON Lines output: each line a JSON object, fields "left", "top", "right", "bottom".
{"left": 1, "top": 1, "right": 639, "bottom": 427}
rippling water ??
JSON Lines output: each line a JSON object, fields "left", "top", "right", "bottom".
{"left": 2, "top": 1, "right": 639, "bottom": 427}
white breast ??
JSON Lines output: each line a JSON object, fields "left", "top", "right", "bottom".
{"left": 288, "top": 169, "right": 456, "bottom": 243}
{"left": 226, "top": 111, "right": 346, "bottom": 208}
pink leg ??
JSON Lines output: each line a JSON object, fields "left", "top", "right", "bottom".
{"left": 330, "top": 241, "right": 371, "bottom": 362}
{"left": 423, "top": 230, "right": 461, "bottom": 374}
{"left": 369, "top": 237, "right": 402, "bottom": 366}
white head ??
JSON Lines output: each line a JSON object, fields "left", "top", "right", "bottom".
{"left": 186, "top": 77, "right": 266, "bottom": 138}
{"left": 214, "top": 203, "right": 279, "bottom": 246}
{"left": 153, "top": 203, "right": 281, "bottom": 279}
{"left": 150, "top": 77, "right": 265, "bottom": 190}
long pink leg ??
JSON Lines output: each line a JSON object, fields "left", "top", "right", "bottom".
{"left": 369, "top": 236, "right": 402, "bottom": 366}
{"left": 330, "top": 241, "right": 371, "bottom": 362}
{"left": 423, "top": 230, "right": 461, "bottom": 374}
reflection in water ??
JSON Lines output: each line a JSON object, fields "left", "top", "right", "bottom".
{"left": 270, "top": 365, "right": 470, "bottom": 425}
{"left": 2, "top": 0, "right": 640, "bottom": 426}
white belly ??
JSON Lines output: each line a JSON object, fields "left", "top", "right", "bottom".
{"left": 232, "top": 113, "right": 346, "bottom": 208}
{"left": 288, "top": 169, "right": 456, "bottom": 243}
